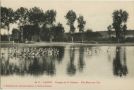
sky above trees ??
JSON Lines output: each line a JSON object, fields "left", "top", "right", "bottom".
{"left": 1, "top": 0, "right": 134, "bottom": 34}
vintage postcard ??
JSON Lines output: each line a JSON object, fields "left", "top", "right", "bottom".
{"left": 0, "top": 0, "right": 134, "bottom": 90}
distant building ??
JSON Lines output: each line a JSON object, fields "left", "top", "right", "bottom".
{"left": 97, "top": 30, "right": 134, "bottom": 39}
{"left": 126, "top": 30, "right": 134, "bottom": 38}
{"left": 97, "top": 31, "right": 109, "bottom": 38}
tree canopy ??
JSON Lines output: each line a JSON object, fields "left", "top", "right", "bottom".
{"left": 1, "top": 7, "right": 14, "bottom": 28}
{"left": 77, "top": 15, "right": 86, "bottom": 32}
{"left": 65, "top": 10, "right": 77, "bottom": 33}
{"left": 28, "top": 7, "right": 45, "bottom": 25}
{"left": 45, "top": 10, "right": 56, "bottom": 25}
{"left": 112, "top": 9, "right": 128, "bottom": 42}
{"left": 14, "top": 7, "right": 29, "bottom": 26}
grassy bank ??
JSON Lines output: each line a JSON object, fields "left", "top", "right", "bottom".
{"left": 1, "top": 42, "right": 134, "bottom": 47}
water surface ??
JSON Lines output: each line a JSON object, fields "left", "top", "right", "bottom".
{"left": 1, "top": 45, "right": 134, "bottom": 78}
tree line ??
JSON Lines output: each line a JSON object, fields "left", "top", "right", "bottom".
{"left": 1, "top": 6, "right": 129, "bottom": 43}
{"left": 1, "top": 6, "right": 87, "bottom": 42}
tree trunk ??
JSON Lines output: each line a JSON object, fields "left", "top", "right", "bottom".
{"left": 81, "top": 32, "right": 84, "bottom": 43}
{"left": 116, "top": 30, "right": 120, "bottom": 43}
{"left": 7, "top": 25, "right": 10, "bottom": 42}
{"left": 20, "top": 26, "right": 23, "bottom": 43}
{"left": 71, "top": 36, "right": 73, "bottom": 43}
{"left": 71, "top": 33, "right": 74, "bottom": 43}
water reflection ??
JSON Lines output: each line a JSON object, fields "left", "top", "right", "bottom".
{"left": 78, "top": 47, "right": 85, "bottom": 72}
{"left": 107, "top": 47, "right": 113, "bottom": 61}
{"left": 67, "top": 46, "right": 76, "bottom": 76}
{"left": 113, "top": 46, "right": 128, "bottom": 77}
{"left": 1, "top": 46, "right": 64, "bottom": 76}
{"left": 0, "top": 45, "right": 133, "bottom": 77}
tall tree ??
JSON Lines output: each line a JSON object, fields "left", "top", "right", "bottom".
{"left": 122, "top": 24, "right": 127, "bottom": 41}
{"left": 107, "top": 25, "right": 112, "bottom": 39}
{"left": 77, "top": 15, "right": 86, "bottom": 42}
{"left": 14, "top": 7, "right": 29, "bottom": 42}
{"left": 28, "top": 7, "right": 45, "bottom": 41}
{"left": 1, "top": 7, "right": 15, "bottom": 41}
{"left": 44, "top": 10, "right": 56, "bottom": 42}
{"left": 40, "top": 24, "right": 50, "bottom": 41}
{"left": 112, "top": 9, "right": 128, "bottom": 43}
{"left": 45, "top": 10, "right": 56, "bottom": 25}
{"left": 29, "top": 7, "right": 45, "bottom": 25}
{"left": 65, "top": 10, "right": 77, "bottom": 42}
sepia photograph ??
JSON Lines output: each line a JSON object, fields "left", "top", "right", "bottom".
{"left": 0, "top": 0, "right": 134, "bottom": 90}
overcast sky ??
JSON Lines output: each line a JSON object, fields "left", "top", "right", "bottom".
{"left": 1, "top": 0, "right": 134, "bottom": 34}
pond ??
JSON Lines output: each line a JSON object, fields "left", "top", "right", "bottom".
{"left": 1, "top": 45, "right": 134, "bottom": 78}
